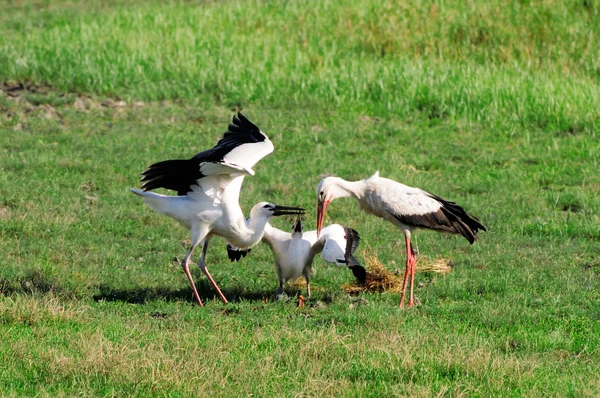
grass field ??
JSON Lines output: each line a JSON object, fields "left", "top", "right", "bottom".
{"left": 1, "top": 0, "right": 600, "bottom": 396}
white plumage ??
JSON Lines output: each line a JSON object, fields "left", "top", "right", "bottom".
{"left": 226, "top": 216, "right": 365, "bottom": 298}
{"left": 258, "top": 218, "right": 365, "bottom": 299}
{"left": 130, "top": 112, "right": 304, "bottom": 307}
{"left": 317, "top": 171, "right": 486, "bottom": 308}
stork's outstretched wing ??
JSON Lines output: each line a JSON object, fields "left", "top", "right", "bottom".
{"left": 140, "top": 112, "right": 274, "bottom": 195}
{"left": 311, "top": 224, "right": 365, "bottom": 283}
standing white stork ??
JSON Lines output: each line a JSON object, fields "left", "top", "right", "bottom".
{"left": 228, "top": 217, "right": 366, "bottom": 299}
{"left": 130, "top": 112, "right": 304, "bottom": 307}
{"left": 316, "top": 171, "right": 486, "bottom": 308}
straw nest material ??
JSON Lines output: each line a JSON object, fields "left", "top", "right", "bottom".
{"left": 343, "top": 250, "right": 451, "bottom": 294}
{"left": 293, "top": 277, "right": 307, "bottom": 287}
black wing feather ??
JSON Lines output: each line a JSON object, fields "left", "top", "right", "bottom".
{"left": 342, "top": 226, "right": 361, "bottom": 256}
{"left": 349, "top": 261, "right": 367, "bottom": 284}
{"left": 140, "top": 159, "right": 202, "bottom": 195}
{"left": 391, "top": 194, "right": 486, "bottom": 244}
{"left": 341, "top": 226, "right": 365, "bottom": 283}
{"left": 139, "top": 112, "right": 265, "bottom": 195}
{"left": 293, "top": 217, "right": 303, "bottom": 233}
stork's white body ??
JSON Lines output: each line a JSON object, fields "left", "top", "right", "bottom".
{"left": 132, "top": 175, "right": 267, "bottom": 250}
{"left": 260, "top": 222, "right": 360, "bottom": 298}
{"left": 263, "top": 224, "right": 345, "bottom": 283}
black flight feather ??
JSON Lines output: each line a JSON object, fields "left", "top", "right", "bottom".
{"left": 349, "top": 261, "right": 367, "bottom": 284}
{"left": 341, "top": 226, "right": 365, "bottom": 283}
{"left": 343, "top": 226, "right": 361, "bottom": 256}
{"left": 292, "top": 217, "right": 303, "bottom": 233}
{"left": 391, "top": 194, "right": 486, "bottom": 244}
{"left": 140, "top": 112, "right": 265, "bottom": 195}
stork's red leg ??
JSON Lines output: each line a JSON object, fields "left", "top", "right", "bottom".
{"left": 182, "top": 262, "right": 204, "bottom": 307}
{"left": 181, "top": 244, "right": 204, "bottom": 307}
{"left": 408, "top": 244, "right": 416, "bottom": 307}
{"left": 400, "top": 235, "right": 412, "bottom": 308}
{"left": 198, "top": 241, "right": 229, "bottom": 304}
{"left": 200, "top": 266, "right": 229, "bottom": 304}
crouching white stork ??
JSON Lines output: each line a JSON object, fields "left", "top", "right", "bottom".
{"left": 316, "top": 171, "right": 486, "bottom": 308}
{"left": 228, "top": 217, "right": 366, "bottom": 299}
{"left": 130, "top": 112, "right": 304, "bottom": 307}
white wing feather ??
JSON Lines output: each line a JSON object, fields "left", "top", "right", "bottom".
{"left": 370, "top": 178, "right": 442, "bottom": 217}
{"left": 304, "top": 224, "right": 348, "bottom": 265}
{"left": 222, "top": 139, "right": 274, "bottom": 175}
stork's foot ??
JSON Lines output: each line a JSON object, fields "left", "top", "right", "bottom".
{"left": 399, "top": 297, "right": 416, "bottom": 309}
{"left": 297, "top": 294, "right": 305, "bottom": 307}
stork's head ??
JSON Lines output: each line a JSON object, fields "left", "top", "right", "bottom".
{"left": 251, "top": 202, "right": 305, "bottom": 220}
{"left": 316, "top": 176, "right": 343, "bottom": 237}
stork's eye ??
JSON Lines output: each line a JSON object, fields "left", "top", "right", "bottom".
{"left": 263, "top": 204, "right": 273, "bottom": 209}
{"left": 319, "top": 191, "right": 324, "bottom": 198}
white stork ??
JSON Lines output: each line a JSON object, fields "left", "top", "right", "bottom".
{"left": 228, "top": 217, "right": 366, "bottom": 299}
{"left": 130, "top": 112, "right": 304, "bottom": 307}
{"left": 316, "top": 171, "right": 486, "bottom": 308}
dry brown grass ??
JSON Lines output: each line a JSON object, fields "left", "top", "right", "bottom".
{"left": 416, "top": 257, "right": 452, "bottom": 274}
{"left": 344, "top": 251, "right": 451, "bottom": 294}
{"left": 0, "top": 295, "right": 90, "bottom": 325}
{"left": 2, "top": 293, "right": 595, "bottom": 396}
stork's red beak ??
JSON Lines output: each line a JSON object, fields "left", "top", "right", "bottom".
{"left": 316, "top": 198, "right": 329, "bottom": 238}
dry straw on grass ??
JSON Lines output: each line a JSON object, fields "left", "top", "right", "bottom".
{"left": 343, "top": 250, "right": 451, "bottom": 294}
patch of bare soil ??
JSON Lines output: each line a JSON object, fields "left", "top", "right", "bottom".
{"left": 0, "top": 80, "right": 144, "bottom": 116}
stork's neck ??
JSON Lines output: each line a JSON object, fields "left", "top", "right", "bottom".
{"left": 221, "top": 210, "right": 269, "bottom": 250}
{"left": 332, "top": 178, "right": 367, "bottom": 201}
{"left": 243, "top": 215, "right": 271, "bottom": 247}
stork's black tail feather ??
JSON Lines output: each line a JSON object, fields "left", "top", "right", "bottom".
{"left": 140, "top": 159, "right": 201, "bottom": 195}
{"left": 227, "top": 244, "right": 250, "bottom": 262}
{"left": 430, "top": 194, "right": 486, "bottom": 244}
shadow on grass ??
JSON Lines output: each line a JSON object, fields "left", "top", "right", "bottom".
{"left": 0, "top": 270, "right": 70, "bottom": 297}
{"left": 93, "top": 279, "right": 274, "bottom": 305}
{"left": 0, "top": 270, "right": 286, "bottom": 305}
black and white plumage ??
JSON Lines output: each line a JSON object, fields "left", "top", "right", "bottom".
{"left": 140, "top": 113, "right": 272, "bottom": 195}
{"left": 228, "top": 217, "right": 365, "bottom": 299}
{"left": 316, "top": 171, "right": 486, "bottom": 308}
{"left": 131, "top": 112, "right": 305, "bottom": 307}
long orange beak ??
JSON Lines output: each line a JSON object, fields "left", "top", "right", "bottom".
{"left": 317, "top": 198, "right": 329, "bottom": 238}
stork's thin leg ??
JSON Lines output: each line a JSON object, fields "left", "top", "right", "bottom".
{"left": 304, "top": 267, "right": 311, "bottom": 299}
{"left": 182, "top": 241, "right": 204, "bottom": 307}
{"left": 400, "top": 232, "right": 414, "bottom": 308}
{"left": 198, "top": 240, "right": 229, "bottom": 304}
{"left": 408, "top": 244, "right": 416, "bottom": 307}
{"left": 272, "top": 262, "right": 286, "bottom": 301}
{"left": 277, "top": 263, "right": 285, "bottom": 294}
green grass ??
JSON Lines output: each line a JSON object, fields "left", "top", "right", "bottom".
{"left": 2, "top": 0, "right": 600, "bottom": 132}
{"left": 1, "top": 0, "right": 600, "bottom": 396}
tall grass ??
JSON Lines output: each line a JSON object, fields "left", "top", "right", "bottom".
{"left": 1, "top": 0, "right": 599, "bottom": 131}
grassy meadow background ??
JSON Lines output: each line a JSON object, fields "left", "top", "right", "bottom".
{"left": 1, "top": 0, "right": 599, "bottom": 395}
